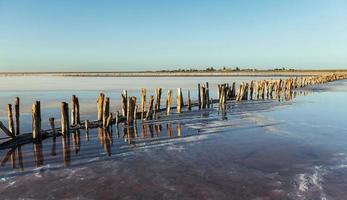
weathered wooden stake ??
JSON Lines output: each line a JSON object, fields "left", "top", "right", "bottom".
{"left": 85, "top": 120, "right": 89, "bottom": 131}
{"left": 7, "top": 104, "right": 15, "bottom": 136}
{"left": 154, "top": 88, "right": 162, "bottom": 114}
{"left": 103, "top": 97, "right": 110, "bottom": 127}
{"left": 106, "top": 113, "right": 113, "bottom": 128}
{"left": 49, "top": 117, "right": 55, "bottom": 136}
{"left": 176, "top": 88, "right": 183, "bottom": 113}
{"left": 187, "top": 90, "right": 191, "bottom": 111}
{"left": 146, "top": 96, "right": 154, "bottom": 120}
{"left": 198, "top": 83, "right": 201, "bottom": 109}
{"left": 32, "top": 101, "right": 41, "bottom": 140}
{"left": 206, "top": 82, "right": 210, "bottom": 108}
{"left": 97, "top": 93, "right": 105, "bottom": 121}
{"left": 127, "top": 96, "right": 137, "bottom": 123}
{"left": 15, "top": 97, "right": 20, "bottom": 135}
{"left": 165, "top": 90, "right": 172, "bottom": 115}
{"left": 61, "top": 102, "right": 69, "bottom": 135}
{"left": 115, "top": 111, "right": 119, "bottom": 127}
{"left": 121, "top": 90, "right": 127, "bottom": 117}
{"left": 141, "top": 88, "right": 146, "bottom": 120}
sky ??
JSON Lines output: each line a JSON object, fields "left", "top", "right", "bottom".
{"left": 0, "top": 0, "right": 347, "bottom": 72}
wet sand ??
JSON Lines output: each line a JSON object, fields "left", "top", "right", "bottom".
{"left": 1, "top": 80, "right": 347, "bottom": 199}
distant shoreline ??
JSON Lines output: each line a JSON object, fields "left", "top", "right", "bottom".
{"left": 0, "top": 70, "right": 346, "bottom": 77}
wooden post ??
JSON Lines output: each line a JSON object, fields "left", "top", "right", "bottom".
{"left": 165, "top": 90, "right": 172, "bottom": 115}
{"left": 61, "top": 102, "right": 69, "bottom": 135}
{"left": 32, "top": 101, "right": 41, "bottom": 140}
{"left": 249, "top": 81, "right": 254, "bottom": 100}
{"left": 121, "top": 90, "right": 127, "bottom": 117}
{"left": 176, "top": 88, "right": 183, "bottom": 113}
{"left": 97, "top": 93, "right": 105, "bottom": 121}
{"left": 106, "top": 113, "right": 113, "bottom": 128}
{"left": 154, "top": 88, "right": 162, "bottom": 114}
{"left": 103, "top": 97, "right": 110, "bottom": 127}
{"left": 141, "top": 88, "right": 146, "bottom": 120}
{"left": 187, "top": 90, "right": 191, "bottom": 111}
{"left": 71, "top": 95, "right": 76, "bottom": 125}
{"left": 206, "top": 82, "right": 210, "bottom": 108}
{"left": 127, "top": 96, "right": 137, "bottom": 124}
{"left": 75, "top": 97, "right": 80, "bottom": 124}
{"left": 85, "top": 120, "right": 89, "bottom": 131}
{"left": 198, "top": 83, "right": 201, "bottom": 109}
{"left": 49, "top": 117, "right": 55, "bottom": 136}
{"left": 146, "top": 95, "right": 154, "bottom": 120}
{"left": 134, "top": 105, "right": 138, "bottom": 123}
{"left": 200, "top": 85, "right": 206, "bottom": 109}
{"left": 231, "top": 82, "right": 236, "bottom": 99}
{"left": 7, "top": 104, "right": 15, "bottom": 136}
{"left": 115, "top": 111, "right": 119, "bottom": 127}
{"left": 15, "top": 97, "right": 20, "bottom": 136}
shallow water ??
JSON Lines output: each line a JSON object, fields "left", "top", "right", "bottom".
{"left": 0, "top": 76, "right": 278, "bottom": 133}
{"left": 1, "top": 77, "right": 347, "bottom": 200}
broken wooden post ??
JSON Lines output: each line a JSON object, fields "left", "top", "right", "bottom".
{"left": 61, "top": 102, "right": 69, "bottom": 135}
{"left": 103, "top": 97, "right": 110, "bottom": 127}
{"left": 32, "top": 101, "right": 41, "bottom": 140}
{"left": 166, "top": 90, "right": 172, "bottom": 115}
{"left": 127, "top": 96, "right": 137, "bottom": 124}
{"left": 146, "top": 96, "right": 154, "bottom": 120}
{"left": 141, "top": 88, "right": 146, "bottom": 120}
{"left": 154, "top": 88, "right": 162, "bottom": 114}
{"left": 97, "top": 93, "right": 105, "bottom": 121}
{"left": 121, "top": 90, "right": 127, "bottom": 117}
{"left": 49, "top": 117, "right": 55, "bottom": 136}
{"left": 15, "top": 97, "right": 20, "bottom": 136}
{"left": 187, "top": 90, "right": 191, "bottom": 111}
{"left": 7, "top": 104, "right": 14, "bottom": 136}
{"left": 176, "top": 88, "right": 183, "bottom": 113}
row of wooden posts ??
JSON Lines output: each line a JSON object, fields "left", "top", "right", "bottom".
{"left": 0, "top": 73, "right": 346, "bottom": 143}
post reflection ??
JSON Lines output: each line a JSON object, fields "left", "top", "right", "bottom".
{"left": 61, "top": 135, "right": 71, "bottom": 167}
{"left": 72, "top": 130, "right": 81, "bottom": 155}
{"left": 33, "top": 142, "right": 43, "bottom": 167}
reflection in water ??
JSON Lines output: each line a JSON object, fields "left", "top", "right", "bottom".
{"left": 167, "top": 123, "right": 173, "bottom": 138}
{"left": 0, "top": 88, "right": 312, "bottom": 173}
{"left": 177, "top": 123, "right": 182, "bottom": 137}
{"left": 33, "top": 142, "right": 43, "bottom": 167}
{"left": 51, "top": 136, "right": 56, "bottom": 157}
{"left": 73, "top": 130, "right": 81, "bottom": 155}
{"left": 62, "top": 135, "right": 71, "bottom": 167}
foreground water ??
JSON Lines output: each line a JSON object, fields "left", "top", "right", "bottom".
{"left": 0, "top": 77, "right": 347, "bottom": 199}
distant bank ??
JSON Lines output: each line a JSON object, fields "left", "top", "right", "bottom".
{"left": 0, "top": 70, "right": 346, "bottom": 77}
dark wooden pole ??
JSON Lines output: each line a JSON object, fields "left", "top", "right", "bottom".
{"left": 61, "top": 102, "right": 69, "bottom": 135}
{"left": 32, "top": 101, "right": 41, "bottom": 140}
{"left": 15, "top": 97, "right": 20, "bottom": 135}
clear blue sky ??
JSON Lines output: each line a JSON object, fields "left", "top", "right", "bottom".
{"left": 1, "top": 0, "right": 347, "bottom": 71}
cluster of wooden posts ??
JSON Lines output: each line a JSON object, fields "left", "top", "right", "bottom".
{"left": 0, "top": 73, "right": 346, "bottom": 147}
{"left": 217, "top": 74, "right": 347, "bottom": 103}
